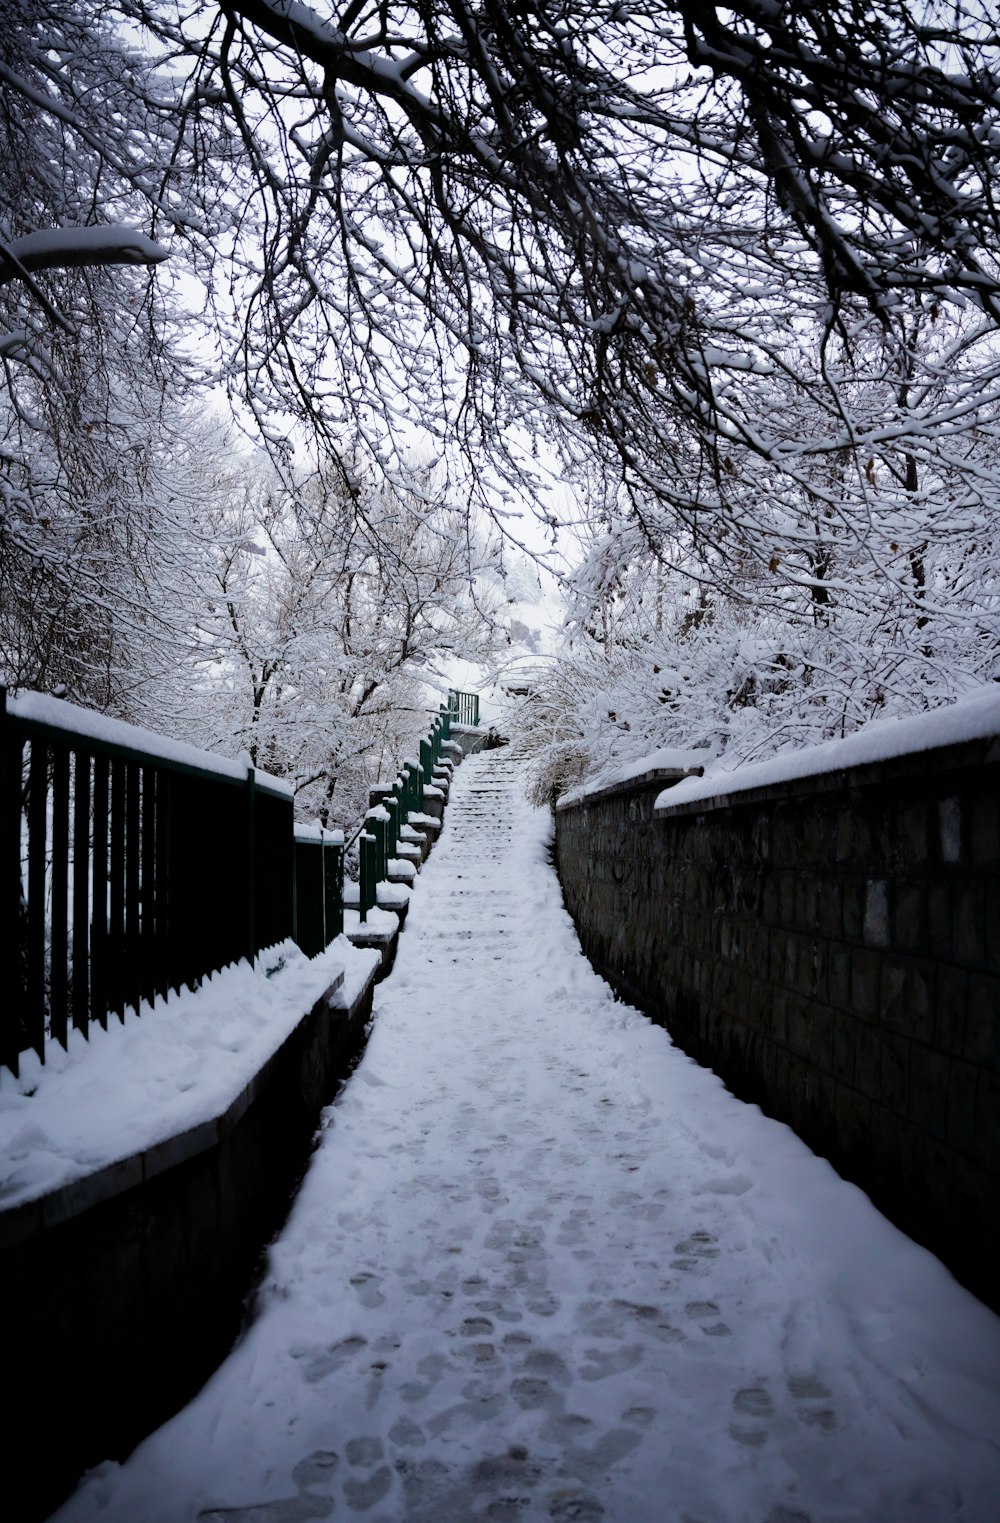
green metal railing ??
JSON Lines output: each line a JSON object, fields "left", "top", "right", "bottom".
{"left": 2, "top": 686, "right": 479, "bottom": 1074}
{"left": 447, "top": 689, "right": 480, "bottom": 727}
{"left": 340, "top": 698, "right": 473, "bottom": 925}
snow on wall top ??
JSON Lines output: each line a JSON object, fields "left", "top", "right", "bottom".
{"left": 0, "top": 938, "right": 379, "bottom": 1218}
{"left": 557, "top": 747, "right": 710, "bottom": 810}
{"left": 655, "top": 685, "right": 1000, "bottom": 815}
{"left": 7, "top": 690, "right": 293, "bottom": 798}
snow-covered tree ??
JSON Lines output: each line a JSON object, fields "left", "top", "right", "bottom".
{"left": 0, "top": 0, "right": 210, "bottom": 706}
{"left": 516, "top": 340, "right": 1000, "bottom": 803}
{"left": 183, "top": 455, "right": 503, "bottom": 824}
{"left": 3, "top": 0, "right": 999, "bottom": 777}
{"left": 5, "top": 3, "right": 1000, "bottom": 524}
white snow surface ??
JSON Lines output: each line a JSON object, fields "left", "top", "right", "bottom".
{"left": 8, "top": 690, "right": 292, "bottom": 796}
{"left": 0, "top": 938, "right": 375, "bottom": 1214}
{"left": 52, "top": 753, "right": 1000, "bottom": 1523}
{"left": 5, "top": 224, "right": 168, "bottom": 268}
{"left": 295, "top": 824, "right": 345, "bottom": 844}
{"left": 655, "top": 684, "right": 1000, "bottom": 814}
{"left": 558, "top": 746, "right": 710, "bottom": 809}
{"left": 344, "top": 906, "right": 400, "bottom": 938}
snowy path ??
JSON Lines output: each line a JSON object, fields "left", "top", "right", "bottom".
{"left": 57, "top": 752, "right": 1000, "bottom": 1523}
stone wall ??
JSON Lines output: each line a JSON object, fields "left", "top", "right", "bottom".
{"left": 0, "top": 970, "right": 379, "bottom": 1522}
{"left": 554, "top": 733, "right": 1000, "bottom": 1310}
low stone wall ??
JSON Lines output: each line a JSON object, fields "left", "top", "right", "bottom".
{"left": 554, "top": 733, "right": 1000, "bottom": 1310}
{"left": 0, "top": 968, "right": 379, "bottom": 1522}
{"left": 447, "top": 724, "right": 503, "bottom": 757}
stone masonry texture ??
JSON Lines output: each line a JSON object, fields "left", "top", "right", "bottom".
{"left": 553, "top": 733, "right": 1000, "bottom": 1311}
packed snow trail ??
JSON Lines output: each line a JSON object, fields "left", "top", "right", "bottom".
{"left": 56, "top": 752, "right": 1000, "bottom": 1523}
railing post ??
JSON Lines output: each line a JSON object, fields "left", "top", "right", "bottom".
{"left": 367, "top": 811, "right": 386, "bottom": 883}
{"left": 91, "top": 755, "right": 109, "bottom": 1024}
{"left": 72, "top": 747, "right": 92, "bottom": 1036}
{"left": 246, "top": 762, "right": 257, "bottom": 964}
{"left": 405, "top": 760, "right": 423, "bottom": 813}
{"left": 385, "top": 794, "right": 399, "bottom": 860}
{"left": 319, "top": 827, "right": 326, "bottom": 944}
{"left": 108, "top": 758, "right": 127, "bottom": 1019}
{"left": 359, "top": 832, "right": 376, "bottom": 924}
{"left": 26, "top": 737, "right": 47, "bottom": 1059}
{"left": 50, "top": 743, "right": 70, "bottom": 1048}
{"left": 142, "top": 766, "right": 159, "bottom": 1006}
{"left": 325, "top": 830, "right": 344, "bottom": 942}
{"left": 125, "top": 760, "right": 141, "bottom": 1017}
{"left": 1, "top": 687, "right": 25, "bottom": 1075}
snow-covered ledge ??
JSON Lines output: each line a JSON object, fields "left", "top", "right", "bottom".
{"left": 654, "top": 686, "right": 1000, "bottom": 817}
{"left": 0, "top": 941, "right": 381, "bottom": 1519}
{"left": 556, "top": 748, "right": 706, "bottom": 812}
{"left": 0, "top": 939, "right": 378, "bottom": 1248}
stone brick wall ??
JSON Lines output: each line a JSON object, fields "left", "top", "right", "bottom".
{"left": 0, "top": 974, "right": 377, "bottom": 1523}
{"left": 554, "top": 734, "right": 1000, "bottom": 1310}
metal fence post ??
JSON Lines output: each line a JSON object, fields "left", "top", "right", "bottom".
{"left": 405, "top": 761, "right": 422, "bottom": 813}
{"left": 359, "top": 832, "right": 376, "bottom": 923}
{"left": 325, "top": 830, "right": 344, "bottom": 942}
{"left": 385, "top": 794, "right": 399, "bottom": 860}
{"left": 246, "top": 761, "right": 257, "bottom": 964}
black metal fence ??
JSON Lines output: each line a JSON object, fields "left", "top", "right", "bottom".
{"left": 1, "top": 688, "right": 474, "bottom": 1077}
{"left": 1, "top": 687, "right": 294, "bottom": 1076}
{"left": 293, "top": 828, "right": 345, "bottom": 957}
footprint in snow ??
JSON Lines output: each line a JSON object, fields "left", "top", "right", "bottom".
{"left": 788, "top": 1372, "right": 838, "bottom": 1431}
{"left": 578, "top": 1344, "right": 644, "bottom": 1382}
{"left": 346, "top": 1436, "right": 384, "bottom": 1467}
{"left": 729, "top": 1385, "right": 775, "bottom": 1448}
{"left": 349, "top": 1271, "right": 385, "bottom": 1308}
{"left": 459, "top": 1316, "right": 495, "bottom": 1337}
{"left": 388, "top": 1416, "right": 426, "bottom": 1448}
{"left": 511, "top": 1375, "right": 562, "bottom": 1411}
{"left": 684, "top": 1299, "right": 732, "bottom": 1338}
{"left": 298, "top": 1335, "right": 368, "bottom": 1384}
{"left": 343, "top": 1466, "right": 393, "bottom": 1510}
{"left": 671, "top": 1229, "right": 721, "bottom": 1270}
